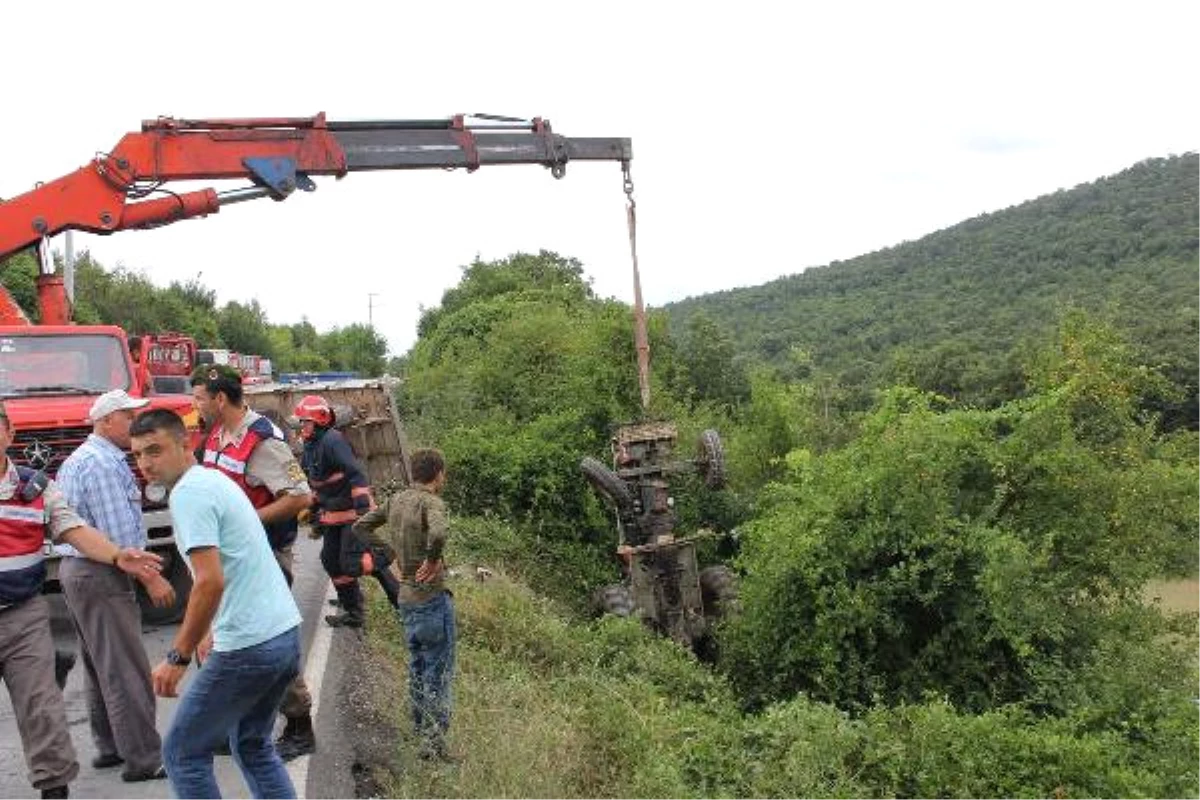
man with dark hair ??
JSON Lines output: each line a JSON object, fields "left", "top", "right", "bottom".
{"left": 189, "top": 364, "right": 317, "bottom": 760}
{"left": 0, "top": 401, "right": 163, "bottom": 799}
{"left": 57, "top": 390, "right": 174, "bottom": 783}
{"left": 131, "top": 408, "right": 301, "bottom": 798}
{"left": 352, "top": 448, "right": 456, "bottom": 761}
{"left": 294, "top": 394, "right": 400, "bottom": 629}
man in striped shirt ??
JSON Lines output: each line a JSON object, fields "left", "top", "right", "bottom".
{"left": 57, "top": 389, "right": 176, "bottom": 784}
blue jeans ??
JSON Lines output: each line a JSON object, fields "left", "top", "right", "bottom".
{"left": 397, "top": 591, "right": 456, "bottom": 740}
{"left": 163, "top": 626, "right": 300, "bottom": 799}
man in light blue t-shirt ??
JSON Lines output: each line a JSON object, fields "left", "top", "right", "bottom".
{"left": 130, "top": 409, "right": 301, "bottom": 799}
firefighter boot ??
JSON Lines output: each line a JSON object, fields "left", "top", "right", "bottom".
{"left": 276, "top": 715, "right": 316, "bottom": 762}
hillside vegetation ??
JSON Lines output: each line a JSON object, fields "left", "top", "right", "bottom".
{"left": 384, "top": 235, "right": 1196, "bottom": 795}
{"left": 665, "top": 154, "right": 1198, "bottom": 430}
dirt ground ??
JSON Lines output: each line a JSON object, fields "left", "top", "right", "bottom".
{"left": 1144, "top": 577, "right": 1199, "bottom": 614}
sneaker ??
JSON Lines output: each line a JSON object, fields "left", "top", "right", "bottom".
{"left": 121, "top": 764, "right": 167, "bottom": 783}
{"left": 40, "top": 786, "right": 69, "bottom": 799}
{"left": 91, "top": 753, "right": 123, "bottom": 769}
{"left": 324, "top": 612, "right": 363, "bottom": 628}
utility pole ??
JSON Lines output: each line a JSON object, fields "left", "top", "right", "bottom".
{"left": 368, "top": 292, "right": 380, "bottom": 328}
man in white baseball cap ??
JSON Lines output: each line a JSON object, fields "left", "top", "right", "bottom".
{"left": 87, "top": 389, "right": 151, "bottom": 423}
{"left": 57, "top": 387, "right": 174, "bottom": 783}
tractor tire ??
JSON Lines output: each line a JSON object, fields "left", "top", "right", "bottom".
{"left": 699, "top": 564, "right": 739, "bottom": 620}
{"left": 137, "top": 548, "right": 193, "bottom": 626}
{"left": 592, "top": 584, "right": 634, "bottom": 618}
{"left": 580, "top": 457, "right": 635, "bottom": 513}
{"left": 698, "top": 429, "right": 726, "bottom": 489}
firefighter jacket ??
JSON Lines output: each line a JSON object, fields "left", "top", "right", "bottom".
{"left": 300, "top": 427, "right": 374, "bottom": 525}
{"left": 202, "top": 416, "right": 299, "bottom": 550}
{"left": 0, "top": 467, "right": 49, "bottom": 606}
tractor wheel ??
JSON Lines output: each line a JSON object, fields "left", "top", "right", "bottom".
{"left": 580, "top": 457, "right": 635, "bottom": 513}
{"left": 137, "top": 548, "right": 193, "bottom": 626}
{"left": 592, "top": 584, "right": 634, "bottom": 618}
{"left": 697, "top": 429, "right": 726, "bottom": 489}
{"left": 699, "top": 565, "right": 739, "bottom": 620}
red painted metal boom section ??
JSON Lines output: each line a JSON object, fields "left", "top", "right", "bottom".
{"left": 0, "top": 113, "right": 632, "bottom": 324}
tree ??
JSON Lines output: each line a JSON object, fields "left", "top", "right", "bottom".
{"left": 675, "top": 310, "right": 750, "bottom": 409}
{"left": 723, "top": 317, "right": 1198, "bottom": 717}
{"left": 218, "top": 300, "right": 274, "bottom": 358}
{"left": 318, "top": 324, "right": 387, "bottom": 376}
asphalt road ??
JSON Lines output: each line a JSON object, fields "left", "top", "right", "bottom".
{"left": 0, "top": 534, "right": 338, "bottom": 799}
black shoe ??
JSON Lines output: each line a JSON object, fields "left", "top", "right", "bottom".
{"left": 121, "top": 764, "right": 167, "bottom": 783}
{"left": 214, "top": 738, "right": 232, "bottom": 755}
{"left": 276, "top": 715, "right": 316, "bottom": 762}
{"left": 91, "top": 753, "right": 123, "bottom": 769}
{"left": 40, "top": 786, "right": 68, "bottom": 799}
{"left": 54, "top": 650, "right": 76, "bottom": 690}
{"left": 324, "top": 612, "right": 363, "bottom": 628}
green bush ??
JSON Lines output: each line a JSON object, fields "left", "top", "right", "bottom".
{"left": 723, "top": 319, "right": 1199, "bottom": 717}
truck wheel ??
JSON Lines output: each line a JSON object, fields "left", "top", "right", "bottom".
{"left": 699, "top": 565, "right": 738, "bottom": 620}
{"left": 592, "top": 584, "right": 634, "bottom": 617}
{"left": 698, "top": 429, "right": 726, "bottom": 489}
{"left": 138, "top": 550, "right": 192, "bottom": 626}
{"left": 580, "top": 457, "right": 634, "bottom": 514}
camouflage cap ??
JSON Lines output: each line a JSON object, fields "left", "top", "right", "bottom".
{"left": 190, "top": 363, "right": 243, "bottom": 386}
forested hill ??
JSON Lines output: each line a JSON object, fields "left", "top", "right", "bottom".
{"left": 664, "top": 154, "right": 1199, "bottom": 428}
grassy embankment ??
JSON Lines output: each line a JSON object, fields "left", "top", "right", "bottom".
{"left": 357, "top": 522, "right": 1198, "bottom": 799}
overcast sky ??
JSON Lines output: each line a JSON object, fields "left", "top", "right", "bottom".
{"left": 3, "top": 1, "right": 1195, "bottom": 357}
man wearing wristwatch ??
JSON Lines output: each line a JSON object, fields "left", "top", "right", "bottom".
{"left": 130, "top": 408, "right": 301, "bottom": 799}
{"left": 0, "top": 401, "right": 164, "bottom": 800}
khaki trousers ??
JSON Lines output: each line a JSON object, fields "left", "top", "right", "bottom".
{"left": 0, "top": 594, "right": 79, "bottom": 790}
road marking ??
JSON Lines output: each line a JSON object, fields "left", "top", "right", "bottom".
{"left": 287, "top": 583, "right": 336, "bottom": 798}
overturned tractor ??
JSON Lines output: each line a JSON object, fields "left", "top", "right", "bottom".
{"left": 581, "top": 421, "right": 737, "bottom": 650}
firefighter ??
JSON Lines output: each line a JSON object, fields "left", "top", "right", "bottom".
{"left": 294, "top": 395, "right": 400, "bottom": 628}
{"left": 0, "top": 401, "right": 162, "bottom": 799}
{"left": 189, "top": 364, "right": 317, "bottom": 761}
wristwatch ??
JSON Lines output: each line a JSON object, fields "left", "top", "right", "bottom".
{"left": 165, "top": 648, "right": 192, "bottom": 667}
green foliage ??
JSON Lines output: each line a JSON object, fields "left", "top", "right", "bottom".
{"left": 416, "top": 250, "right": 595, "bottom": 339}
{"left": 672, "top": 310, "right": 750, "bottom": 410}
{"left": 667, "top": 154, "right": 1200, "bottom": 429}
{"left": 0, "top": 250, "right": 388, "bottom": 373}
{"left": 368, "top": 541, "right": 1197, "bottom": 799}
{"left": 217, "top": 299, "right": 273, "bottom": 357}
{"left": 0, "top": 251, "right": 39, "bottom": 320}
{"left": 722, "top": 318, "right": 1199, "bottom": 725}
{"left": 316, "top": 323, "right": 388, "bottom": 376}
{"left": 399, "top": 251, "right": 750, "bottom": 606}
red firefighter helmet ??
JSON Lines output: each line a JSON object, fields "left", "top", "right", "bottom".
{"left": 293, "top": 395, "right": 333, "bottom": 427}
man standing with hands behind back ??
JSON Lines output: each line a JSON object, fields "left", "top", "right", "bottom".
{"left": 353, "top": 448, "right": 457, "bottom": 762}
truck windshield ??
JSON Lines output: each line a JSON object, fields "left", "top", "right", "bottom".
{"left": 0, "top": 334, "right": 131, "bottom": 397}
